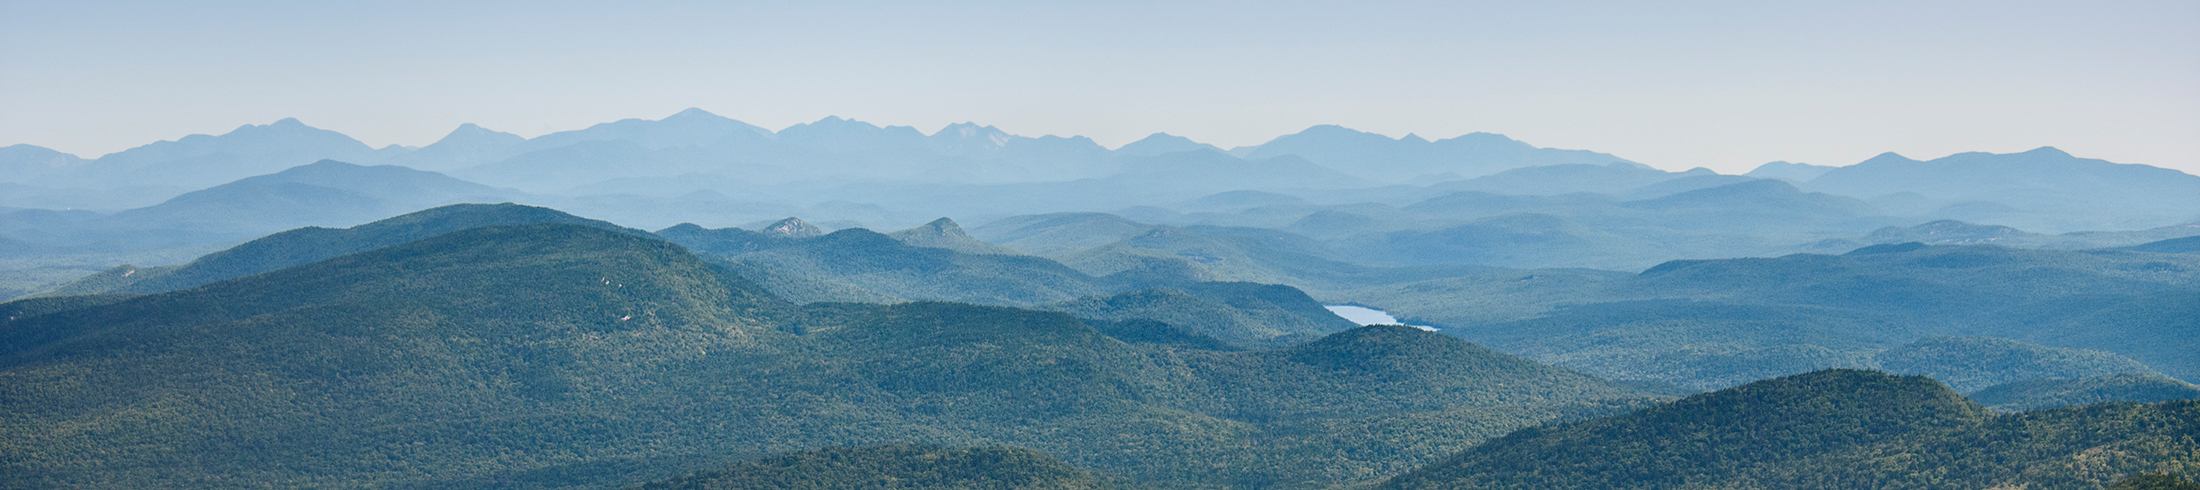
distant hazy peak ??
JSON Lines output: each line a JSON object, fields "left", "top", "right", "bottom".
{"left": 1116, "top": 132, "right": 1225, "bottom": 156}
{"left": 449, "top": 122, "right": 494, "bottom": 134}
{"left": 663, "top": 107, "right": 727, "bottom": 121}
{"left": 886, "top": 217, "right": 966, "bottom": 237}
{"left": 1293, "top": 124, "right": 1398, "bottom": 141}
{"left": 435, "top": 122, "right": 522, "bottom": 141}
{"left": 1400, "top": 133, "right": 1429, "bottom": 144}
{"left": 935, "top": 122, "right": 1005, "bottom": 137}
{"left": 801, "top": 115, "right": 869, "bottom": 128}
{"left": 761, "top": 217, "right": 823, "bottom": 238}
{"left": 230, "top": 117, "right": 334, "bottom": 135}
{"left": 1858, "top": 151, "right": 1920, "bottom": 165}
{"left": 919, "top": 216, "right": 961, "bottom": 230}
{"left": 2021, "top": 146, "right": 2072, "bottom": 157}
{"left": 0, "top": 143, "right": 84, "bottom": 160}
{"left": 931, "top": 122, "right": 1014, "bottom": 148}
{"left": 1746, "top": 160, "right": 1837, "bottom": 181}
{"left": 782, "top": 116, "right": 924, "bottom": 135}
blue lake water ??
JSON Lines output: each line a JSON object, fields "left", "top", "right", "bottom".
{"left": 1323, "top": 305, "right": 1439, "bottom": 331}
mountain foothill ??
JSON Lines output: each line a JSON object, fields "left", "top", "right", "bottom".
{"left": 2, "top": 110, "right": 2198, "bottom": 488}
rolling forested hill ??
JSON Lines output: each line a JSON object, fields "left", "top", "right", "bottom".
{"left": 0, "top": 222, "right": 1661, "bottom": 489}
{"left": 1343, "top": 243, "right": 2200, "bottom": 391}
{"left": 32, "top": 202, "right": 639, "bottom": 297}
{"left": 632, "top": 445, "right": 1116, "bottom": 490}
{"left": 1380, "top": 369, "right": 2200, "bottom": 490}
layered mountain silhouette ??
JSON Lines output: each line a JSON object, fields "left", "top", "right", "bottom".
{"left": 1114, "top": 132, "right": 1225, "bottom": 157}
{"left": 1340, "top": 242, "right": 2200, "bottom": 390}
{"left": 1239, "top": 125, "right": 1639, "bottom": 182}
{"left": 2, "top": 160, "right": 526, "bottom": 250}
{"left": 27, "top": 118, "right": 393, "bottom": 190}
{"left": 1801, "top": 147, "right": 2200, "bottom": 231}
{"left": 379, "top": 123, "right": 527, "bottom": 172}
{"left": 1744, "top": 160, "right": 1836, "bottom": 181}
{"left": 1969, "top": 373, "right": 2200, "bottom": 412}
{"left": 0, "top": 216, "right": 1660, "bottom": 488}
{"left": 38, "top": 203, "right": 635, "bottom": 296}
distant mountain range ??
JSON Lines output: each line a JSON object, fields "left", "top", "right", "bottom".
{"left": 6, "top": 109, "right": 2195, "bottom": 238}
{"left": 0, "top": 161, "right": 528, "bottom": 251}
{"left": 1, "top": 111, "right": 1632, "bottom": 197}
{"left": 1802, "top": 147, "right": 2200, "bottom": 232}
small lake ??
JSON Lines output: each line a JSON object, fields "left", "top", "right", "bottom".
{"left": 1323, "top": 305, "right": 1439, "bottom": 332}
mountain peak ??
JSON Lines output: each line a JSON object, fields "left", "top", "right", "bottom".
{"left": 1296, "top": 124, "right": 1387, "bottom": 140}
{"left": 922, "top": 216, "right": 960, "bottom": 229}
{"left": 439, "top": 122, "right": 516, "bottom": 140}
{"left": 931, "top": 122, "right": 1013, "bottom": 149}
{"left": 665, "top": 107, "right": 723, "bottom": 120}
{"left": 2022, "top": 146, "right": 2072, "bottom": 158}
{"left": 937, "top": 122, "right": 999, "bottom": 135}
{"left": 761, "top": 217, "right": 823, "bottom": 238}
{"left": 1860, "top": 151, "right": 1919, "bottom": 165}
{"left": 885, "top": 217, "right": 1020, "bottom": 255}
{"left": 227, "top": 118, "right": 297, "bottom": 134}
{"left": 1116, "top": 132, "right": 1224, "bottom": 156}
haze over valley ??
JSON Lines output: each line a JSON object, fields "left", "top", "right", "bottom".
{"left": 5, "top": 1, "right": 2197, "bottom": 488}
{"left": 2, "top": 109, "right": 2196, "bottom": 488}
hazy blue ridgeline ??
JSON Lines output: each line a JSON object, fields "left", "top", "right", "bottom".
{"left": 4, "top": 109, "right": 2193, "bottom": 236}
{"left": 3, "top": 198, "right": 2195, "bottom": 488}
{"left": 3, "top": 111, "right": 2194, "bottom": 307}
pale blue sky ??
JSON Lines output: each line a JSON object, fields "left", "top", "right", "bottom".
{"left": 3, "top": 0, "right": 2195, "bottom": 174}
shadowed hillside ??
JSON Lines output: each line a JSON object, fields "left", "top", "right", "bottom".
{"left": 1381, "top": 369, "right": 2200, "bottom": 490}
{"left": 632, "top": 445, "right": 1115, "bottom": 490}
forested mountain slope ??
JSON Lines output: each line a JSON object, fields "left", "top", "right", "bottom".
{"left": 1380, "top": 369, "right": 2200, "bottom": 490}
{"left": 632, "top": 445, "right": 1116, "bottom": 490}
{"left": 1345, "top": 243, "right": 2200, "bottom": 389}
{"left": 0, "top": 223, "right": 1660, "bottom": 489}
{"left": 32, "top": 202, "right": 635, "bottom": 296}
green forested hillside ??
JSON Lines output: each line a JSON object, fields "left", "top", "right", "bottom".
{"left": 1380, "top": 369, "right": 2200, "bottom": 490}
{"left": 660, "top": 223, "right": 1109, "bottom": 306}
{"left": 887, "top": 218, "right": 1022, "bottom": 256}
{"left": 960, "top": 215, "right": 2198, "bottom": 393}
{"left": 1043, "top": 282, "right": 1358, "bottom": 348}
{"left": 1341, "top": 244, "right": 2200, "bottom": 389}
{"left": 1876, "top": 336, "right": 2163, "bottom": 392}
{"left": 632, "top": 445, "right": 1115, "bottom": 490}
{"left": 2111, "top": 473, "right": 2200, "bottom": 490}
{"left": 1972, "top": 374, "right": 2200, "bottom": 412}
{"left": 0, "top": 223, "right": 1661, "bottom": 489}
{"left": 662, "top": 221, "right": 1371, "bottom": 348}
{"left": 32, "top": 202, "right": 637, "bottom": 296}
{"left": 989, "top": 217, "right": 1498, "bottom": 299}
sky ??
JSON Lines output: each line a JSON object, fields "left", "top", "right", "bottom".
{"left": 2, "top": 0, "right": 2195, "bottom": 175}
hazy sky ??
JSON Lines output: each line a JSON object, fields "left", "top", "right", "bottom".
{"left": 3, "top": 0, "right": 2195, "bottom": 174}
